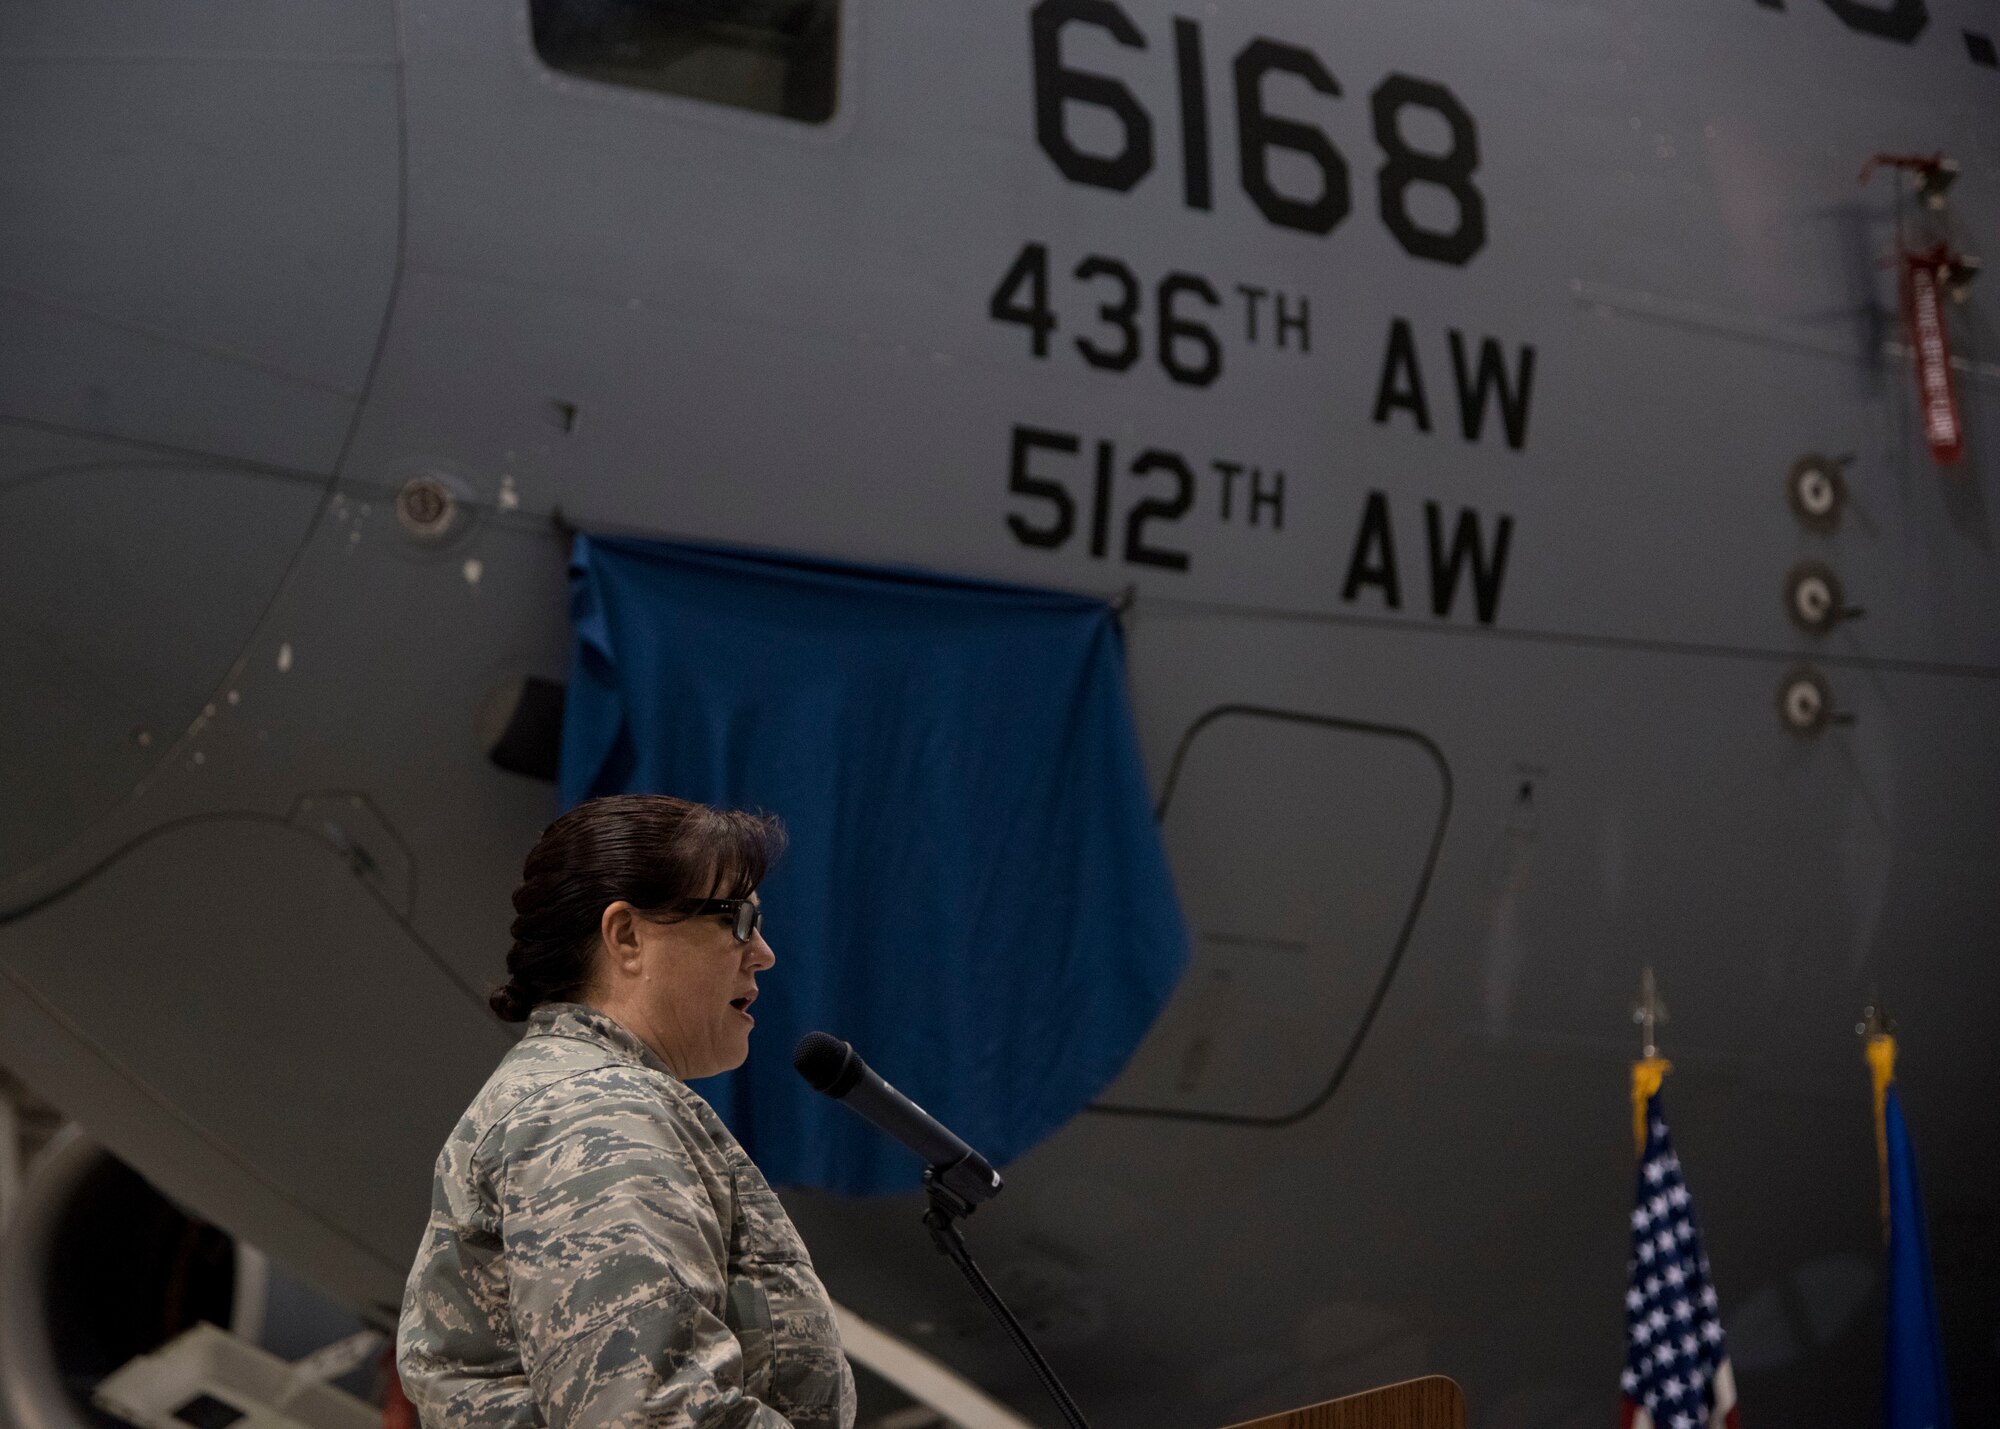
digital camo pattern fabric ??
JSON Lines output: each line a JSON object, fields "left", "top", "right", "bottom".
{"left": 398, "top": 1003, "right": 856, "bottom": 1429}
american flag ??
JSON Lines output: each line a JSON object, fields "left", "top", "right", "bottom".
{"left": 1621, "top": 1090, "right": 1740, "bottom": 1429}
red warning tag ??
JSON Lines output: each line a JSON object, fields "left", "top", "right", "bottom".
{"left": 1902, "top": 249, "right": 1963, "bottom": 466}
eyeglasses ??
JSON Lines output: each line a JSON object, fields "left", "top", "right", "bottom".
{"left": 689, "top": 897, "right": 762, "bottom": 942}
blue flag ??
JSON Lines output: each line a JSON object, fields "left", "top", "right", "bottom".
{"left": 1881, "top": 1078, "right": 1953, "bottom": 1429}
{"left": 559, "top": 535, "right": 1190, "bottom": 1194}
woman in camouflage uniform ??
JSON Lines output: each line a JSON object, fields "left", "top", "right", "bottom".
{"left": 398, "top": 794, "right": 857, "bottom": 1429}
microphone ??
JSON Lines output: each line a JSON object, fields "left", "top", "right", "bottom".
{"left": 792, "top": 1032, "right": 1003, "bottom": 1206}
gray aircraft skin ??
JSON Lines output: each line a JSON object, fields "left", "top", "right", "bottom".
{"left": 2, "top": 1, "right": 1996, "bottom": 1425}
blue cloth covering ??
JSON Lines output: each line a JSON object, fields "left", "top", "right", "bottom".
{"left": 1883, "top": 1086, "right": 1954, "bottom": 1429}
{"left": 559, "top": 535, "right": 1188, "bottom": 1194}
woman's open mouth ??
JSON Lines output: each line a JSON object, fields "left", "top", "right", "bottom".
{"left": 729, "top": 992, "right": 756, "bottom": 1021}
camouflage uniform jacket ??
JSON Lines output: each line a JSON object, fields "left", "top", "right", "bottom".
{"left": 398, "top": 1003, "right": 857, "bottom": 1429}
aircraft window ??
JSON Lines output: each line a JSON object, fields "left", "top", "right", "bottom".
{"left": 530, "top": 0, "right": 839, "bottom": 123}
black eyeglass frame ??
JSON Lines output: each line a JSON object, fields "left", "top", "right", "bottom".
{"left": 689, "top": 897, "right": 762, "bottom": 942}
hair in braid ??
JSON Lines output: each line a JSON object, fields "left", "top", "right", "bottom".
{"left": 489, "top": 794, "right": 784, "bottom": 1022}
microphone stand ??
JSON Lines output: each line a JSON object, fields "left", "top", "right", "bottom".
{"left": 920, "top": 1166, "right": 1093, "bottom": 1429}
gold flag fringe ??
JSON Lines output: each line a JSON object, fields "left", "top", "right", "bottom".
{"left": 1631, "top": 1055, "right": 1673, "bottom": 1157}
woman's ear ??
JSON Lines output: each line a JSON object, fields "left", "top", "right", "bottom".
{"left": 598, "top": 901, "right": 647, "bottom": 980}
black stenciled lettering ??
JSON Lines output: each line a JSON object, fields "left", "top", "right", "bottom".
{"left": 1372, "top": 318, "right": 1431, "bottom": 431}
{"left": 1274, "top": 293, "right": 1310, "bottom": 351}
{"left": 1073, "top": 255, "right": 1142, "bottom": 370}
{"left": 1124, "top": 450, "right": 1195, "bottom": 570}
{"left": 1236, "top": 284, "right": 1267, "bottom": 343}
{"left": 1213, "top": 459, "right": 1245, "bottom": 519}
{"left": 1031, "top": 0, "right": 1154, "bottom": 191}
{"left": 1341, "top": 490, "right": 1401, "bottom": 608}
{"left": 1157, "top": 272, "right": 1222, "bottom": 386}
{"left": 1249, "top": 468, "right": 1285, "bottom": 529}
{"left": 1447, "top": 330, "right": 1536, "bottom": 449}
{"left": 1424, "top": 502, "right": 1513, "bottom": 624}
{"left": 1172, "top": 18, "right": 1212, "bottom": 209}
{"left": 1233, "top": 38, "right": 1349, "bottom": 235}
{"left": 1822, "top": 0, "right": 1927, "bottom": 42}
{"left": 1089, "top": 439, "right": 1115, "bottom": 557}
{"left": 1371, "top": 74, "right": 1486, "bottom": 266}
{"left": 1007, "top": 425, "right": 1079, "bottom": 549}
{"left": 990, "top": 242, "right": 1056, "bottom": 356}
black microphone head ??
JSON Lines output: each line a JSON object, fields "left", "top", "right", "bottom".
{"left": 793, "top": 1031, "right": 862, "bottom": 1097}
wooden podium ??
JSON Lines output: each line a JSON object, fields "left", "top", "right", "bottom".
{"left": 1219, "top": 1376, "right": 1466, "bottom": 1429}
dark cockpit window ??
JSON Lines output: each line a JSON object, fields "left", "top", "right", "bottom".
{"left": 530, "top": 0, "right": 839, "bottom": 123}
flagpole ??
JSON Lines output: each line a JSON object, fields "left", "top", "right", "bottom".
{"left": 1618, "top": 966, "right": 1740, "bottom": 1429}
{"left": 1630, "top": 966, "right": 1672, "bottom": 1157}
{"left": 1858, "top": 995, "right": 1897, "bottom": 1239}
{"left": 1862, "top": 1000, "right": 1957, "bottom": 1429}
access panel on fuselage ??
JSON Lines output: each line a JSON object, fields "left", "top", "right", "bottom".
{"left": 1097, "top": 707, "right": 1448, "bottom": 1122}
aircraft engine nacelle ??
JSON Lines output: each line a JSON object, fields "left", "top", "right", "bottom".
{"left": 0, "top": 1130, "right": 377, "bottom": 1429}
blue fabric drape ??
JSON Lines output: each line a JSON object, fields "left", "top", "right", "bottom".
{"left": 559, "top": 535, "right": 1188, "bottom": 1194}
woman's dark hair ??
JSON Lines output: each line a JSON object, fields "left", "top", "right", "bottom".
{"left": 489, "top": 793, "right": 785, "bottom": 1022}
